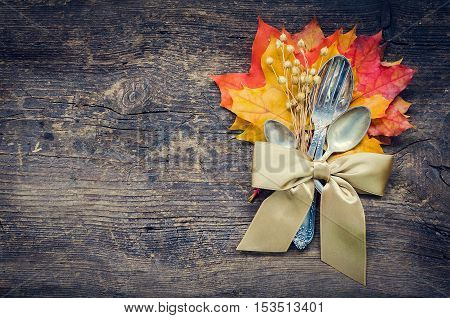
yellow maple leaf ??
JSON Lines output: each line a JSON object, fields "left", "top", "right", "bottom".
{"left": 229, "top": 117, "right": 251, "bottom": 131}
{"left": 228, "top": 38, "right": 295, "bottom": 138}
{"left": 311, "top": 41, "right": 340, "bottom": 70}
{"left": 338, "top": 26, "right": 357, "bottom": 52}
{"left": 229, "top": 118, "right": 265, "bottom": 142}
{"left": 330, "top": 134, "right": 383, "bottom": 161}
{"left": 229, "top": 85, "right": 292, "bottom": 128}
{"left": 351, "top": 94, "right": 391, "bottom": 119}
{"left": 236, "top": 125, "right": 265, "bottom": 142}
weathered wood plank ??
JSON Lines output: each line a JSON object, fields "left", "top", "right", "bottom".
{"left": 0, "top": 0, "right": 448, "bottom": 297}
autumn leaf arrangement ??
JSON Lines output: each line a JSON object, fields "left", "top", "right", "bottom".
{"left": 212, "top": 18, "right": 415, "bottom": 283}
{"left": 213, "top": 18, "right": 415, "bottom": 161}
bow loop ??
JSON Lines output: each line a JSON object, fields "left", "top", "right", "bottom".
{"left": 329, "top": 153, "right": 393, "bottom": 195}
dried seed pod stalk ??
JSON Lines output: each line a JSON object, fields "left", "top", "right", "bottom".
{"left": 266, "top": 35, "right": 324, "bottom": 153}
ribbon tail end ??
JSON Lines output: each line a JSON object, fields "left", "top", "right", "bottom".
{"left": 236, "top": 240, "right": 289, "bottom": 253}
{"left": 321, "top": 255, "right": 366, "bottom": 286}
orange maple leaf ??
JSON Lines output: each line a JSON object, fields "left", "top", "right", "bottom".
{"left": 368, "top": 96, "right": 413, "bottom": 136}
{"left": 292, "top": 17, "right": 325, "bottom": 50}
{"left": 297, "top": 28, "right": 341, "bottom": 67}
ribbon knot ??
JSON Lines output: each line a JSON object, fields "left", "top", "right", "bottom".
{"left": 313, "top": 161, "right": 330, "bottom": 182}
{"left": 239, "top": 142, "right": 393, "bottom": 285}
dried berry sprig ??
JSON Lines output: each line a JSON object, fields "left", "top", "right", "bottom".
{"left": 265, "top": 33, "right": 329, "bottom": 153}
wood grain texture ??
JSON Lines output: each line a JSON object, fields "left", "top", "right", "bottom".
{"left": 0, "top": 0, "right": 448, "bottom": 297}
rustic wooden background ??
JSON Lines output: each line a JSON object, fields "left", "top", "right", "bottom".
{"left": 0, "top": 0, "right": 448, "bottom": 297}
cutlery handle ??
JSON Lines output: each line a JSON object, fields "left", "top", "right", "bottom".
{"left": 314, "top": 179, "right": 323, "bottom": 194}
{"left": 313, "top": 129, "right": 327, "bottom": 193}
{"left": 314, "top": 129, "right": 327, "bottom": 160}
{"left": 293, "top": 198, "right": 316, "bottom": 250}
{"left": 307, "top": 127, "right": 324, "bottom": 158}
{"left": 293, "top": 129, "right": 326, "bottom": 249}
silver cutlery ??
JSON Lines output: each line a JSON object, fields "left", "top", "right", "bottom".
{"left": 264, "top": 120, "right": 297, "bottom": 149}
{"left": 294, "top": 55, "right": 353, "bottom": 250}
{"left": 263, "top": 106, "right": 370, "bottom": 249}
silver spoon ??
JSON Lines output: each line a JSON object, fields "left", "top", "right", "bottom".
{"left": 314, "top": 106, "right": 372, "bottom": 192}
{"left": 319, "top": 106, "right": 371, "bottom": 162}
{"left": 264, "top": 119, "right": 296, "bottom": 149}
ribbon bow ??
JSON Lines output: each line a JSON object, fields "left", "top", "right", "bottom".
{"left": 237, "top": 142, "right": 393, "bottom": 285}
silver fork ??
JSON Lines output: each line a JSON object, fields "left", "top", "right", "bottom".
{"left": 293, "top": 55, "right": 353, "bottom": 250}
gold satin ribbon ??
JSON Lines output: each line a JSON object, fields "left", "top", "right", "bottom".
{"left": 237, "top": 142, "right": 393, "bottom": 285}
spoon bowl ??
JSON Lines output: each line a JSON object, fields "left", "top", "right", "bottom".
{"left": 320, "top": 106, "right": 372, "bottom": 161}
{"left": 264, "top": 120, "right": 296, "bottom": 149}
